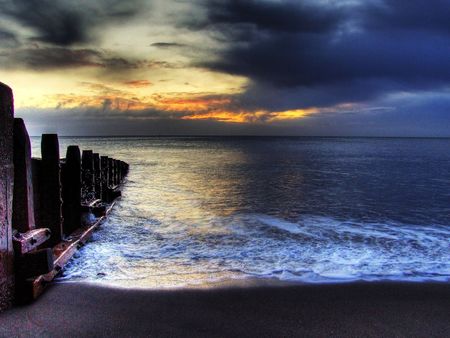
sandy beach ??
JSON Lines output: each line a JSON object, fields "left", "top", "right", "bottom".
{"left": 1, "top": 281, "right": 449, "bottom": 337}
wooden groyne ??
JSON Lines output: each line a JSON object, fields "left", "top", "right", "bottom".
{"left": 0, "top": 82, "right": 129, "bottom": 310}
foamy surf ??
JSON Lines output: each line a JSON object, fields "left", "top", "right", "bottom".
{"left": 60, "top": 213, "right": 450, "bottom": 287}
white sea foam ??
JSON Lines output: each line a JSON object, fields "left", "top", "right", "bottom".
{"left": 60, "top": 213, "right": 450, "bottom": 287}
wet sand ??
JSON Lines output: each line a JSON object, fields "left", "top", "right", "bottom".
{"left": 1, "top": 281, "right": 450, "bottom": 337}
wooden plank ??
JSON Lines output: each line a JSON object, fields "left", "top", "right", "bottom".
{"left": 88, "top": 199, "right": 102, "bottom": 208}
{"left": 12, "top": 228, "right": 51, "bottom": 255}
{"left": 0, "top": 81, "right": 15, "bottom": 311}
{"left": 80, "top": 199, "right": 106, "bottom": 218}
{"left": 23, "top": 202, "right": 116, "bottom": 301}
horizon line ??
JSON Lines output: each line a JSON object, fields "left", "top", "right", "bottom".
{"left": 29, "top": 135, "right": 450, "bottom": 139}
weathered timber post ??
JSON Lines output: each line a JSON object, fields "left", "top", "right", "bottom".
{"left": 93, "top": 153, "right": 102, "bottom": 200}
{"left": 100, "top": 156, "right": 109, "bottom": 201}
{"left": 108, "top": 158, "right": 114, "bottom": 187}
{"left": 31, "top": 158, "right": 42, "bottom": 228}
{"left": 81, "top": 150, "right": 95, "bottom": 203}
{"left": 11, "top": 119, "right": 51, "bottom": 255}
{"left": 0, "top": 82, "right": 15, "bottom": 310}
{"left": 119, "top": 161, "right": 124, "bottom": 182}
{"left": 62, "top": 146, "right": 81, "bottom": 235}
{"left": 12, "top": 118, "right": 35, "bottom": 232}
{"left": 117, "top": 161, "right": 121, "bottom": 183}
{"left": 114, "top": 160, "right": 120, "bottom": 185}
{"left": 40, "top": 134, "right": 63, "bottom": 246}
{"left": 118, "top": 160, "right": 121, "bottom": 183}
{"left": 123, "top": 162, "right": 129, "bottom": 177}
{"left": 111, "top": 159, "right": 116, "bottom": 186}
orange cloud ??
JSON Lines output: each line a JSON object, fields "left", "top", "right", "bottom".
{"left": 156, "top": 96, "right": 232, "bottom": 112}
{"left": 41, "top": 81, "right": 325, "bottom": 124}
{"left": 123, "top": 80, "right": 153, "bottom": 88}
{"left": 182, "top": 108, "right": 319, "bottom": 123}
{"left": 266, "top": 108, "right": 319, "bottom": 122}
{"left": 182, "top": 111, "right": 256, "bottom": 123}
{"left": 54, "top": 94, "right": 151, "bottom": 111}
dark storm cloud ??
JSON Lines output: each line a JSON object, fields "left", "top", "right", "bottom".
{"left": 0, "top": 0, "right": 146, "bottom": 46}
{"left": 362, "top": 0, "right": 450, "bottom": 34}
{"left": 207, "top": 31, "right": 450, "bottom": 88}
{"left": 151, "top": 42, "right": 186, "bottom": 48}
{"left": 0, "top": 29, "right": 18, "bottom": 48}
{"left": 0, "top": 47, "right": 178, "bottom": 72}
{"left": 187, "top": 0, "right": 343, "bottom": 33}
{"left": 12, "top": 48, "right": 104, "bottom": 69}
{"left": 235, "top": 79, "right": 403, "bottom": 112}
{"left": 187, "top": 0, "right": 450, "bottom": 105}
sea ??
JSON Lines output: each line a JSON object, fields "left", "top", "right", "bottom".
{"left": 31, "top": 137, "right": 450, "bottom": 287}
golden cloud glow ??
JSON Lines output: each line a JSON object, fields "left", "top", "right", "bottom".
{"left": 182, "top": 108, "right": 319, "bottom": 123}
{"left": 156, "top": 97, "right": 232, "bottom": 112}
{"left": 123, "top": 80, "right": 153, "bottom": 88}
{"left": 181, "top": 111, "right": 260, "bottom": 123}
{"left": 267, "top": 108, "right": 319, "bottom": 121}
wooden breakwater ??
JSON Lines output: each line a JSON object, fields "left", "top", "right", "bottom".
{"left": 0, "top": 82, "right": 129, "bottom": 310}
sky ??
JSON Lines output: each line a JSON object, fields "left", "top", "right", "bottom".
{"left": 0, "top": 0, "right": 449, "bottom": 136}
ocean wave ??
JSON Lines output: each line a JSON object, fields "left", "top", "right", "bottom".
{"left": 59, "top": 213, "right": 450, "bottom": 287}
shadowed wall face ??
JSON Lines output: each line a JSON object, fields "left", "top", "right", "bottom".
{"left": 0, "top": 82, "right": 15, "bottom": 310}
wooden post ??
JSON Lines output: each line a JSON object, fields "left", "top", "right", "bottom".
{"left": 108, "top": 158, "right": 114, "bottom": 187}
{"left": 93, "top": 153, "right": 102, "bottom": 200}
{"left": 119, "top": 161, "right": 124, "bottom": 182}
{"left": 12, "top": 118, "right": 35, "bottom": 233}
{"left": 81, "top": 150, "right": 95, "bottom": 203}
{"left": 62, "top": 146, "right": 81, "bottom": 235}
{"left": 31, "top": 158, "right": 42, "bottom": 228}
{"left": 40, "top": 134, "right": 63, "bottom": 246}
{"left": 123, "top": 162, "right": 129, "bottom": 177}
{"left": 15, "top": 248, "right": 53, "bottom": 279}
{"left": 114, "top": 160, "right": 119, "bottom": 185}
{"left": 100, "top": 156, "right": 109, "bottom": 201}
{"left": 11, "top": 119, "right": 51, "bottom": 255}
{"left": 118, "top": 160, "right": 122, "bottom": 184}
{"left": 111, "top": 160, "right": 115, "bottom": 186}
{"left": 117, "top": 161, "right": 121, "bottom": 183}
{"left": 0, "top": 82, "right": 15, "bottom": 310}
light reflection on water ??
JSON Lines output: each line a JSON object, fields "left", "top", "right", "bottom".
{"left": 31, "top": 137, "right": 450, "bottom": 287}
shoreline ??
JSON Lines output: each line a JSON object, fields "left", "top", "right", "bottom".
{"left": 54, "top": 272, "right": 450, "bottom": 290}
{"left": 1, "top": 280, "right": 449, "bottom": 337}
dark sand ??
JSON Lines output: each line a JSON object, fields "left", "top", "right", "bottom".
{"left": 1, "top": 281, "right": 450, "bottom": 337}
